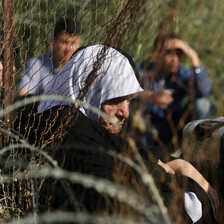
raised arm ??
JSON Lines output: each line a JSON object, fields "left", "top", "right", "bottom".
{"left": 168, "top": 38, "right": 211, "bottom": 95}
{"left": 170, "top": 38, "right": 201, "bottom": 67}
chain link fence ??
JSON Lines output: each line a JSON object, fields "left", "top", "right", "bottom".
{"left": 0, "top": 0, "right": 223, "bottom": 223}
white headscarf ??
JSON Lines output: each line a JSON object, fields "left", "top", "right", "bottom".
{"left": 38, "top": 45, "right": 143, "bottom": 122}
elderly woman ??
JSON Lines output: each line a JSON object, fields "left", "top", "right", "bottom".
{"left": 28, "top": 45, "right": 219, "bottom": 223}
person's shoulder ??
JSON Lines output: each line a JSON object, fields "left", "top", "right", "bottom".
{"left": 42, "top": 52, "right": 53, "bottom": 60}
{"left": 70, "top": 110, "right": 123, "bottom": 151}
{"left": 26, "top": 53, "right": 52, "bottom": 64}
{"left": 26, "top": 56, "right": 39, "bottom": 65}
{"left": 178, "top": 65, "right": 189, "bottom": 72}
{"left": 177, "top": 65, "right": 191, "bottom": 78}
{"left": 25, "top": 53, "right": 53, "bottom": 72}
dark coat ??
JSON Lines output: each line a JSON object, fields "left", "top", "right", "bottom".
{"left": 15, "top": 105, "right": 214, "bottom": 223}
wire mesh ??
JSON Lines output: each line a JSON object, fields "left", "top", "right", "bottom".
{"left": 0, "top": 0, "right": 223, "bottom": 223}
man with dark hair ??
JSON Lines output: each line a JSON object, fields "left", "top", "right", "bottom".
{"left": 17, "top": 18, "right": 81, "bottom": 96}
{"left": 138, "top": 31, "right": 211, "bottom": 151}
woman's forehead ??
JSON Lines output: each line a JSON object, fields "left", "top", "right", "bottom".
{"left": 102, "top": 94, "right": 133, "bottom": 105}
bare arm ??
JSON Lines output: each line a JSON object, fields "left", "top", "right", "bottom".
{"left": 158, "top": 159, "right": 220, "bottom": 220}
{"left": 163, "top": 159, "right": 209, "bottom": 191}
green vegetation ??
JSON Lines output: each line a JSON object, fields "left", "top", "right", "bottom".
{"left": 2, "top": 0, "right": 222, "bottom": 115}
{"left": 0, "top": 1, "right": 223, "bottom": 221}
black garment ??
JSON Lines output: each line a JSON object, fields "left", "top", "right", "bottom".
{"left": 13, "top": 94, "right": 39, "bottom": 141}
{"left": 15, "top": 105, "right": 215, "bottom": 223}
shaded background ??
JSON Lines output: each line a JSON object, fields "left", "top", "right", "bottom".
{"left": 0, "top": 0, "right": 223, "bottom": 116}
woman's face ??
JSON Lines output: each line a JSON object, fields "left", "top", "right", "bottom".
{"left": 100, "top": 94, "right": 133, "bottom": 134}
{"left": 161, "top": 39, "right": 181, "bottom": 75}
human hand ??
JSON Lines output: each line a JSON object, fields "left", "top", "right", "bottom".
{"left": 151, "top": 89, "right": 174, "bottom": 109}
{"left": 157, "top": 159, "right": 175, "bottom": 174}
{"left": 165, "top": 38, "right": 201, "bottom": 67}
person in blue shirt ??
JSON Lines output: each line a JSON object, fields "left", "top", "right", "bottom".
{"left": 138, "top": 32, "right": 211, "bottom": 151}
{"left": 14, "top": 18, "right": 81, "bottom": 133}
{"left": 17, "top": 18, "right": 81, "bottom": 96}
